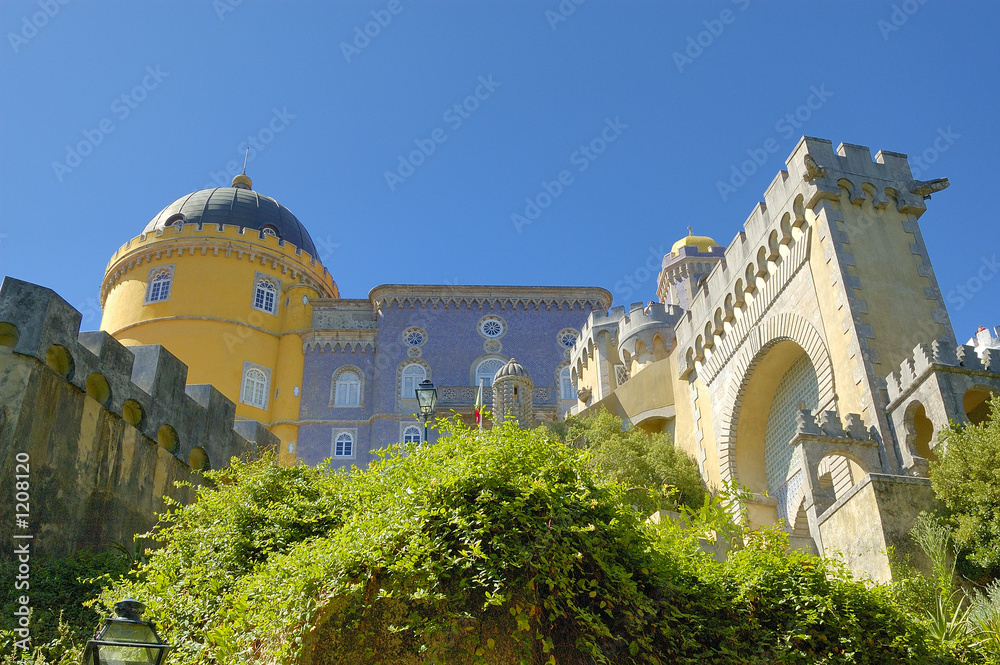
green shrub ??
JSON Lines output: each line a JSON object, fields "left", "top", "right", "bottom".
{"left": 930, "top": 396, "right": 1000, "bottom": 583}
{"left": 94, "top": 418, "right": 953, "bottom": 664}
{"left": 550, "top": 409, "right": 706, "bottom": 513}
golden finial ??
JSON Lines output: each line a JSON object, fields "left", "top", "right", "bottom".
{"left": 232, "top": 147, "right": 252, "bottom": 190}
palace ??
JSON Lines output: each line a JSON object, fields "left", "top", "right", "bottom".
{"left": 2, "top": 135, "right": 996, "bottom": 580}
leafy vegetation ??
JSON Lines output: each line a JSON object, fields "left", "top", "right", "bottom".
{"left": 929, "top": 396, "right": 1000, "bottom": 583}
{"left": 6, "top": 415, "right": 996, "bottom": 663}
{"left": 547, "top": 409, "right": 706, "bottom": 514}
{"left": 0, "top": 548, "right": 130, "bottom": 664}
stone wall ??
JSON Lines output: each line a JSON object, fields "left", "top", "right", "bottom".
{"left": 0, "top": 277, "right": 275, "bottom": 559}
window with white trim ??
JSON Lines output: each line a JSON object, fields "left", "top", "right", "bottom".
{"left": 334, "top": 432, "right": 354, "bottom": 457}
{"left": 615, "top": 365, "right": 629, "bottom": 387}
{"left": 475, "top": 357, "right": 505, "bottom": 387}
{"left": 334, "top": 371, "right": 361, "bottom": 406}
{"left": 560, "top": 367, "right": 575, "bottom": 400}
{"left": 253, "top": 275, "right": 278, "bottom": 314}
{"left": 400, "top": 363, "right": 426, "bottom": 398}
{"left": 402, "top": 424, "right": 422, "bottom": 444}
{"left": 145, "top": 266, "right": 174, "bottom": 304}
{"left": 241, "top": 366, "right": 269, "bottom": 409}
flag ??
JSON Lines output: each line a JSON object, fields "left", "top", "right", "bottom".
{"left": 474, "top": 379, "right": 484, "bottom": 431}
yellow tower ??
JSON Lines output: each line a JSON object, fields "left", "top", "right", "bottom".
{"left": 100, "top": 174, "right": 337, "bottom": 463}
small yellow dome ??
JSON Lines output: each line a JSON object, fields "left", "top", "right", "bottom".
{"left": 671, "top": 229, "right": 719, "bottom": 256}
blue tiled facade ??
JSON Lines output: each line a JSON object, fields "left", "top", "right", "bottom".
{"left": 295, "top": 286, "right": 611, "bottom": 468}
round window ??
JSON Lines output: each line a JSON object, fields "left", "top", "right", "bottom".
{"left": 404, "top": 329, "right": 426, "bottom": 347}
{"left": 559, "top": 331, "right": 578, "bottom": 348}
{"left": 480, "top": 317, "right": 505, "bottom": 338}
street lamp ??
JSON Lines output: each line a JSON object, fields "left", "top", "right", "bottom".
{"left": 83, "top": 599, "right": 171, "bottom": 665}
{"left": 414, "top": 378, "right": 437, "bottom": 444}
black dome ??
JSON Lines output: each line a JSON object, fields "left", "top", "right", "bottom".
{"left": 142, "top": 187, "right": 318, "bottom": 257}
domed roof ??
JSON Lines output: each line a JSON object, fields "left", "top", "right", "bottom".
{"left": 494, "top": 357, "right": 531, "bottom": 381}
{"left": 670, "top": 229, "right": 719, "bottom": 256}
{"left": 142, "top": 185, "right": 318, "bottom": 257}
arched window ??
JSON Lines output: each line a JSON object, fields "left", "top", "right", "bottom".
{"left": 475, "top": 358, "right": 505, "bottom": 387}
{"left": 241, "top": 367, "right": 268, "bottom": 408}
{"left": 334, "top": 432, "right": 354, "bottom": 457}
{"left": 401, "top": 363, "right": 426, "bottom": 398}
{"left": 560, "top": 367, "right": 574, "bottom": 400}
{"left": 146, "top": 268, "right": 173, "bottom": 303}
{"left": 334, "top": 371, "right": 361, "bottom": 406}
{"left": 402, "top": 425, "right": 422, "bottom": 444}
{"left": 253, "top": 277, "right": 278, "bottom": 314}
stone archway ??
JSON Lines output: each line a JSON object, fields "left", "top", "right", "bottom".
{"left": 717, "top": 313, "right": 835, "bottom": 486}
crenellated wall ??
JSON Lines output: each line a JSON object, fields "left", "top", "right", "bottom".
{"left": 0, "top": 277, "right": 274, "bottom": 559}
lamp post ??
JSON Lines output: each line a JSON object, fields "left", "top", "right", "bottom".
{"left": 83, "top": 599, "right": 171, "bottom": 665}
{"left": 414, "top": 378, "right": 437, "bottom": 444}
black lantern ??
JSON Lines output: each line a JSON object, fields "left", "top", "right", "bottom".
{"left": 414, "top": 378, "right": 437, "bottom": 443}
{"left": 83, "top": 599, "right": 171, "bottom": 665}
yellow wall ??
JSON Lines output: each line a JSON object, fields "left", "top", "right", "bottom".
{"left": 100, "top": 224, "right": 336, "bottom": 460}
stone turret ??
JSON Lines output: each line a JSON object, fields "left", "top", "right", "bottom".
{"left": 493, "top": 358, "right": 533, "bottom": 427}
{"left": 656, "top": 231, "right": 725, "bottom": 310}
{"left": 617, "top": 301, "right": 684, "bottom": 375}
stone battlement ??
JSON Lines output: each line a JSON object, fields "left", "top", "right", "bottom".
{"left": 617, "top": 301, "right": 684, "bottom": 360}
{"left": 673, "top": 137, "right": 948, "bottom": 379}
{"left": 102, "top": 222, "right": 335, "bottom": 304}
{"left": 886, "top": 339, "right": 1000, "bottom": 403}
{"left": 0, "top": 277, "right": 275, "bottom": 470}
{"left": 795, "top": 408, "right": 873, "bottom": 441}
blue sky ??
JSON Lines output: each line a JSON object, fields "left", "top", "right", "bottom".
{"left": 0, "top": 1, "right": 997, "bottom": 341}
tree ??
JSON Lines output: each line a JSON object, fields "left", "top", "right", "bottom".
{"left": 550, "top": 409, "right": 706, "bottom": 513}
{"left": 929, "top": 396, "right": 1000, "bottom": 584}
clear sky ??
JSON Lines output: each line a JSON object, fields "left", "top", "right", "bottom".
{"left": 0, "top": 1, "right": 997, "bottom": 342}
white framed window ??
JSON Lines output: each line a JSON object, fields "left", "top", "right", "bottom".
{"left": 333, "top": 431, "right": 355, "bottom": 458}
{"left": 560, "top": 367, "right": 575, "bottom": 400}
{"left": 261, "top": 224, "right": 279, "bottom": 239}
{"left": 145, "top": 266, "right": 174, "bottom": 304}
{"left": 475, "top": 357, "right": 506, "bottom": 387}
{"left": 400, "top": 363, "right": 427, "bottom": 398}
{"left": 401, "top": 424, "right": 422, "bottom": 444}
{"left": 615, "top": 365, "right": 629, "bottom": 387}
{"left": 334, "top": 371, "right": 361, "bottom": 406}
{"left": 252, "top": 273, "right": 279, "bottom": 315}
{"left": 478, "top": 315, "right": 506, "bottom": 339}
{"left": 240, "top": 362, "right": 271, "bottom": 409}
